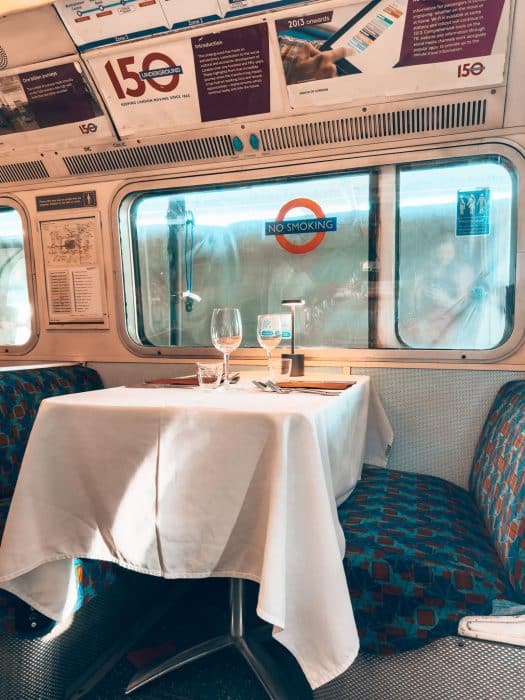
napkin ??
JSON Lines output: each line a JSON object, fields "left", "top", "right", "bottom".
{"left": 277, "top": 380, "right": 355, "bottom": 390}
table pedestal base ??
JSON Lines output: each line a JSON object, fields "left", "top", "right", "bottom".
{"left": 125, "top": 579, "right": 293, "bottom": 699}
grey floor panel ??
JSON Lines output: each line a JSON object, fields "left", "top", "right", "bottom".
{"left": 316, "top": 637, "right": 525, "bottom": 700}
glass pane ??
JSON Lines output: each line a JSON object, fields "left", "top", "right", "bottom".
{"left": 0, "top": 208, "right": 31, "bottom": 346}
{"left": 396, "top": 158, "right": 515, "bottom": 350}
{"left": 125, "top": 173, "right": 371, "bottom": 348}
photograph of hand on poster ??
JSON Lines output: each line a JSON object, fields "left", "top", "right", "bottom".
{"left": 276, "top": 0, "right": 510, "bottom": 109}
{"left": 0, "top": 60, "right": 113, "bottom": 146}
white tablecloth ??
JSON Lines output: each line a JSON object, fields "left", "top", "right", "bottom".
{"left": 0, "top": 376, "right": 392, "bottom": 689}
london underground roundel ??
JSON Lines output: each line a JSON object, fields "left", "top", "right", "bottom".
{"left": 274, "top": 198, "right": 327, "bottom": 254}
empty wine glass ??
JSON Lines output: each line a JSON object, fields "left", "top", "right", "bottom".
{"left": 211, "top": 308, "right": 242, "bottom": 390}
{"left": 257, "top": 314, "right": 282, "bottom": 380}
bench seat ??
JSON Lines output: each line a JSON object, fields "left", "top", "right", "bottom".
{"left": 0, "top": 365, "right": 117, "bottom": 635}
{"left": 338, "top": 380, "right": 525, "bottom": 656}
{"left": 338, "top": 466, "right": 513, "bottom": 654}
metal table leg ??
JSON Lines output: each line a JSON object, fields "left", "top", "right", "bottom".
{"left": 125, "top": 578, "right": 293, "bottom": 699}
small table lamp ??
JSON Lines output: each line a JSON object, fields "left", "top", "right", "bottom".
{"left": 281, "top": 298, "right": 305, "bottom": 377}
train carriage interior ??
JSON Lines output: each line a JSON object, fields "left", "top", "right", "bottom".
{"left": 0, "top": 0, "right": 524, "bottom": 698}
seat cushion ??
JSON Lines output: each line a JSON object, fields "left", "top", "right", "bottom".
{"left": 0, "top": 366, "right": 103, "bottom": 499}
{"left": 469, "top": 381, "right": 525, "bottom": 600}
{"left": 338, "top": 466, "right": 513, "bottom": 655}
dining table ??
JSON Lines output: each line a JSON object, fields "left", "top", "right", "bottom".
{"left": 0, "top": 374, "right": 392, "bottom": 696}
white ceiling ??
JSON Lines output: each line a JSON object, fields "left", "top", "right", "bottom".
{"left": 1, "top": 1, "right": 54, "bottom": 17}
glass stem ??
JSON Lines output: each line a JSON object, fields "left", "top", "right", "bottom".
{"left": 267, "top": 349, "right": 273, "bottom": 379}
{"left": 224, "top": 352, "right": 230, "bottom": 389}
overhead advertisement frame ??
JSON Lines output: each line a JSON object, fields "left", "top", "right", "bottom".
{"left": 0, "top": 56, "right": 115, "bottom": 151}
{"left": 274, "top": 0, "right": 512, "bottom": 109}
{"left": 85, "top": 17, "right": 282, "bottom": 138}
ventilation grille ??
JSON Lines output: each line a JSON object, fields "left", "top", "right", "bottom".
{"left": 259, "top": 99, "right": 487, "bottom": 152}
{"left": 0, "top": 160, "right": 49, "bottom": 183}
{"left": 63, "top": 135, "right": 236, "bottom": 175}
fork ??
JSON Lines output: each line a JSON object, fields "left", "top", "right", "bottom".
{"left": 265, "top": 380, "right": 341, "bottom": 396}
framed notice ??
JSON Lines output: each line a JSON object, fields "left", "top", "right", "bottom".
{"left": 40, "top": 215, "right": 109, "bottom": 326}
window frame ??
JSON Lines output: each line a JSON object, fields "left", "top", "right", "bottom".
{"left": 112, "top": 138, "right": 525, "bottom": 364}
{"left": 0, "top": 197, "right": 38, "bottom": 355}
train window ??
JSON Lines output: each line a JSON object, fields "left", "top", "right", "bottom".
{"left": 118, "top": 150, "right": 518, "bottom": 359}
{"left": 121, "top": 172, "right": 372, "bottom": 349}
{"left": 0, "top": 205, "right": 33, "bottom": 350}
{"left": 396, "top": 157, "right": 515, "bottom": 350}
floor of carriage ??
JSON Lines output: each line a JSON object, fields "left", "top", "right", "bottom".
{"left": 83, "top": 578, "right": 312, "bottom": 700}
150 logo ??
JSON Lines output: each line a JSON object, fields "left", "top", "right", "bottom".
{"left": 104, "top": 52, "right": 183, "bottom": 99}
{"left": 457, "top": 62, "right": 485, "bottom": 78}
{"left": 79, "top": 123, "right": 98, "bottom": 134}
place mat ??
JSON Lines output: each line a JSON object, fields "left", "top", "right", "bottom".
{"left": 144, "top": 373, "right": 240, "bottom": 387}
{"left": 277, "top": 380, "right": 355, "bottom": 390}
{"left": 145, "top": 375, "right": 198, "bottom": 386}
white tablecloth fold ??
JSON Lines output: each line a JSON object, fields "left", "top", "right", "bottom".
{"left": 0, "top": 376, "right": 390, "bottom": 689}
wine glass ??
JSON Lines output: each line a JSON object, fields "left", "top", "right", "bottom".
{"left": 257, "top": 314, "right": 282, "bottom": 380}
{"left": 211, "top": 308, "right": 242, "bottom": 390}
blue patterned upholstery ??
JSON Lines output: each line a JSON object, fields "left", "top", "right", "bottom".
{"left": 338, "top": 467, "right": 512, "bottom": 654}
{"left": 338, "top": 380, "right": 525, "bottom": 656}
{"left": 0, "top": 365, "right": 117, "bottom": 635}
{"left": 0, "top": 365, "right": 103, "bottom": 499}
{"left": 469, "top": 381, "right": 525, "bottom": 599}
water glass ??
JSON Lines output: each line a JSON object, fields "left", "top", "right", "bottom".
{"left": 196, "top": 361, "right": 223, "bottom": 389}
{"left": 211, "top": 308, "right": 242, "bottom": 391}
{"left": 257, "top": 314, "right": 282, "bottom": 379}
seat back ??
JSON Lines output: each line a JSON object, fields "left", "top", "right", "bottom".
{"left": 469, "top": 380, "right": 525, "bottom": 600}
{"left": 0, "top": 365, "right": 103, "bottom": 499}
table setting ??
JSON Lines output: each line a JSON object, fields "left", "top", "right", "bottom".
{"left": 0, "top": 305, "right": 392, "bottom": 694}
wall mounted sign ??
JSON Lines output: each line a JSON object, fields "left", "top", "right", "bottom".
{"left": 276, "top": 0, "right": 510, "bottom": 109}
{"left": 36, "top": 191, "right": 97, "bottom": 211}
{"left": 266, "top": 197, "right": 336, "bottom": 254}
{"left": 40, "top": 214, "right": 108, "bottom": 325}
{"left": 456, "top": 188, "right": 490, "bottom": 236}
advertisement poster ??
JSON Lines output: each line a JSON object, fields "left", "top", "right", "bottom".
{"left": 54, "top": 0, "right": 169, "bottom": 51}
{"left": 40, "top": 216, "right": 107, "bottom": 324}
{"left": 276, "top": 0, "right": 510, "bottom": 109}
{"left": 0, "top": 60, "right": 114, "bottom": 147}
{"left": 86, "top": 37, "right": 201, "bottom": 137}
{"left": 192, "top": 23, "right": 270, "bottom": 121}
{"left": 160, "top": 0, "right": 221, "bottom": 30}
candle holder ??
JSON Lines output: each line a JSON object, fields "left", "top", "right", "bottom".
{"left": 281, "top": 298, "right": 305, "bottom": 377}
